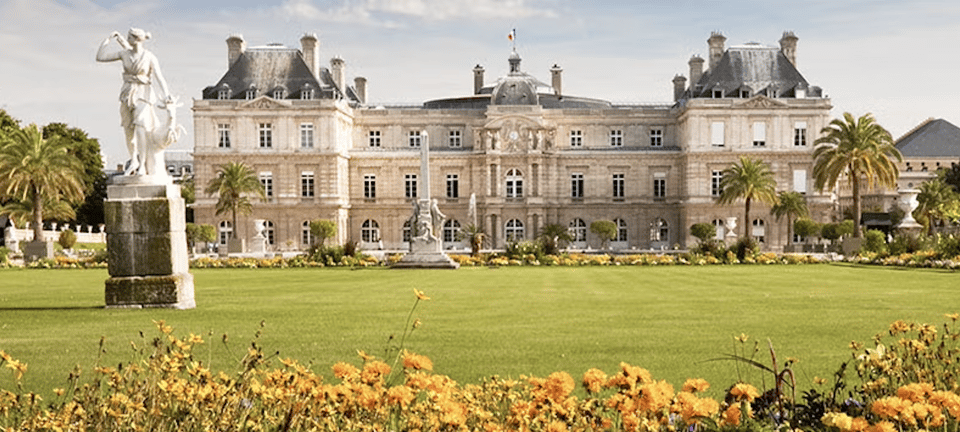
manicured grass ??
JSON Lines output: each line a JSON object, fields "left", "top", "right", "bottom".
{"left": 0, "top": 264, "right": 956, "bottom": 400}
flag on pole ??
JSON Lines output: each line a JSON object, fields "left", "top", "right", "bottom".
{"left": 508, "top": 29, "right": 516, "bottom": 41}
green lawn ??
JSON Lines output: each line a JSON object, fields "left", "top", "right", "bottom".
{"left": 0, "top": 264, "right": 956, "bottom": 399}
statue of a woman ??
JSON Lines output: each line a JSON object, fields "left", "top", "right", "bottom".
{"left": 96, "top": 28, "right": 173, "bottom": 176}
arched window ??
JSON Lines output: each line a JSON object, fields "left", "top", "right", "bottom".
{"left": 302, "top": 221, "right": 313, "bottom": 247}
{"left": 505, "top": 219, "right": 524, "bottom": 242}
{"left": 652, "top": 218, "right": 668, "bottom": 242}
{"left": 218, "top": 221, "right": 232, "bottom": 245}
{"left": 443, "top": 220, "right": 461, "bottom": 243}
{"left": 569, "top": 218, "right": 587, "bottom": 242}
{"left": 264, "top": 220, "right": 275, "bottom": 245}
{"left": 752, "top": 219, "right": 765, "bottom": 243}
{"left": 614, "top": 218, "right": 628, "bottom": 242}
{"left": 361, "top": 220, "right": 380, "bottom": 242}
{"left": 402, "top": 220, "right": 412, "bottom": 243}
{"left": 505, "top": 169, "right": 523, "bottom": 198}
{"left": 713, "top": 219, "right": 725, "bottom": 240}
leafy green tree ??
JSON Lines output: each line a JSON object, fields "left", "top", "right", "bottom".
{"left": 589, "top": 220, "right": 617, "bottom": 251}
{"left": 203, "top": 162, "right": 265, "bottom": 239}
{"left": 538, "top": 223, "right": 573, "bottom": 256}
{"left": 717, "top": 156, "right": 779, "bottom": 240}
{"left": 58, "top": 229, "right": 78, "bottom": 250}
{"left": 178, "top": 176, "right": 196, "bottom": 223}
{"left": 309, "top": 219, "right": 337, "bottom": 249}
{"left": 185, "top": 223, "right": 216, "bottom": 252}
{"left": 813, "top": 112, "right": 902, "bottom": 238}
{"left": 0, "top": 109, "right": 20, "bottom": 135}
{"left": 941, "top": 162, "right": 960, "bottom": 194}
{"left": 0, "top": 125, "right": 85, "bottom": 243}
{"left": 42, "top": 123, "right": 106, "bottom": 227}
{"left": 689, "top": 222, "right": 716, "bottom": 245}
{"left": 770, "top": 191, "right": 808, "bottom": 246}
{"left": 915, "top": 177, "right": 959, "bottom": 235}
{"left": 793, "top": 218, "right": 820, "bottom": 242}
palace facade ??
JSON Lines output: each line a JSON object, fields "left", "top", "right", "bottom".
{"left": 192, "top": 31, "right": 835, "bottom": 252}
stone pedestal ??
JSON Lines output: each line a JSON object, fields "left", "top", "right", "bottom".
{"left": 104, "top": 176, "right": 195, "bottom": 309}
{"left": 393, "top": 199, "right": 459, "bottom": 269}
{"left": 23, "top": 240, "right": 54, "bottom": 262}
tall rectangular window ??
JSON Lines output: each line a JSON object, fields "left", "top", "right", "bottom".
{"left": 300, "top": 123, "right": 314, "bottom": 148}
{"left": 368, "top": 130, "right": 381, "bottom": 147}
{"left": 405, "top": 174, "right": 417, "bottom": 198}
{"left": 612, "top": 173, "right": 625, "bottom": 199}
{"left": 259, "top": 123, "right": 272, "bottom": 148}
{"left": 217, "top": 124, "right": 231, "bottom": 148}
{"left": 448, "top": 130, "right": 462, "bottom": 148}
{"left": 793, "top": 169, "right": 807, "bottom": 194}
{"left": 711, "top": 122, "right": 725, "bottom": 147}
{"left": 610, "top": 130, "right": 623, "bottom": 147}
{"left": 650, "top": 128, "right": 663, "bottom": 147}
{"left": 259, "top": 172, "right": 273, "bottom": 198}
{"left": 408, "top": 130, "right": 422, "bottom": 148}
{"left": 446, "top": 174, "right": 459, "bottom": 198}
{"left": 300, "top": 171, "right": 314, "bottom": 197}
{"left": 570, "top": 130, "right": 583, "bottom": 147}
{"left": 571, "top": 173, "right": 584, "bottom": 198}
{"left": 794, "top": 122, "right": 807, "bottom": 146}
{"left": 752, "top": 122, "right": 766, "bottom": 147}
{"left": 653, "top": 175, "right": 666, "bottom": 199}
{"left": 363, "top": 174, "right": 376, "bottom": 199}
{"left": 711, "top": 170, "right": 723, "bottom": 197}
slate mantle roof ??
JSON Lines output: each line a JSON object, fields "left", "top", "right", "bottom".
{"left": 688, "top": 43, "right": 821, "bottom": 99}
{"left": 202, "top": 45, "right": 359, "bottom": 103}
{"left": 895, "top": 118, "right": 960, "bottom": 158}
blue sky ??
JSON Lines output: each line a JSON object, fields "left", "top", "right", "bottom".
{"left": 1, "top": 0, "right": 958, "bottom": 167}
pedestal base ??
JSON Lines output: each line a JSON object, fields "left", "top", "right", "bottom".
{"left": 105, "top": 273, "right": 195, "bottom": 309}
{"left": 392, "top": 252, "right": 460, "bottom": 269}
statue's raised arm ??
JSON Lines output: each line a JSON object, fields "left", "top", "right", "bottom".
{"left": 96, "top": 28, "right": 182, "bottom": 178}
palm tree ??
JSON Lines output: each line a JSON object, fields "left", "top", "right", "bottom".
{"left": 915, "top": 178, "right": 957, "bottom": 236}
{"left": 0, "top": 124, "right": 85, "bottom": 243}
{"left": 457, "top": 224, "right": 487, "bottom": 257}
{"left": 717, "top": 156, "right": 779, "bottom": 240}
{"left": 770, "top": 191, "right": 809, "bottom": 246}
{"left": 538, "top": 223, "right": 574, "bottom": 256}
{"left": 203, "top": 162, "right": 265, "bottom": 239}
{"left": 813, "top": 112, "right": 901, "bottom": 238}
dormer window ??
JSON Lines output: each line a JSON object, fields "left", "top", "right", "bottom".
{"left": 217, "top": 86, "right": 230, "bottom": 100}
{"left": 301, "top": 89, "right": 314, "bottom": 100}
{"left": 739, "top": 89, "right": 750, "bottom": 98}
{"left": 245, "top": 87, "right": 257, "bottom": 100}
{"left": 712, "top": 89, "right": 723, "bottom": 98}
{"left": 272, "top": 88, "right": 286, "bottom": 99}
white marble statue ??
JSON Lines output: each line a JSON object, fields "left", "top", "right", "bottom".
{"left": 97, "top": 28, "right": 184, "bottom": 176}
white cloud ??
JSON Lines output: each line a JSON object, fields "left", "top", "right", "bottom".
{"left": 276, "top": 0, "right": 557, "bottom": 24}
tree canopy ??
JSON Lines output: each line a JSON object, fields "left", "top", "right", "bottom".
{"left": 204, "top": 162, "right": 265, "bottom": 239}
{"left": 770, "top": 190, "right": 809, "bottom": 245}
{"left": 717, "top": 156, "right": 778, "bottom": 240}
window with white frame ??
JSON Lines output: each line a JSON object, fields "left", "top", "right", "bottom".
{"left": 793, "top": 169, "right": 807, "bottom": 194}
{"left": 218, "top": 221, "right": 232, "bottom": 245}
{"left": 614, "top": 218, "right": 628, "bottom": 242}
{"left": 259, "top": 172, "right": 273, "bottom": 198}
{"left": 264, "top": 220, "right": 275, "bottom": 245}
{"left": 300, "top": 123, "right": 314, "bottom": 148}
{"left": 752, "top": 219, "right": 766, "bottom": 243}
{"left": 300, "top": 171, "right": 314, "bottom": 197}
{"left": 408, "top": 130, "right": 422, "bottom": 147}
{"left": 448, "top": 130, "right": 462, "bottom": 148}
{"left": 752, "top": 122, "right": 766, "bottom": 147}
{"left": 301, "top": 221, "right": 313, "bottom": 247}
{"left": 361, "top": 220, "right": 380, "bottom": 242}
{"left": 610, "top": 130, "right": 623, "bottom": 147}
{"left": 217, "top": 124, "right": 231, "bottom": 148}
{"left": 505, "top": 219, "right": 524, "bottom": 242}
{"left": 363, "top": 174, "right": 376, "bottom": 199}
{"left": 612, "top": 173, "right": 625, "bottom": 199}
{"left": 569, "top": 218, "right": 587, "bottom": 242}
{"left": 711, "top": 122, "right": 725, "bottom": 147}
{"left": 301, "top": 88, "right": 314, "bottom": 100}
{"left": 794, "top": 122, "right": 807, "bottom": 146}
{"left": 650, "top": 128, "right": 663, "bottom": 147}
{"left": 711, "top": 170, "right": 724, "bottom": 197}
{"left": 446, "top": 174, "right": 459, "bottom": 198}
{"left": 570, "top": 130, "right": 583, "bottom": 147}
{"left": 653, "top": 174, "right": 666, "bottom": 199}
{"left": 404, "top": 174, "right": 417, "bottom": 198}
{"left": 272, "top": 89, "right": 285, "bottom": 99}
{"left": 571, "top": 173, "right": 584, "bottom": 198}
{"left": 218, "top": 88, "right": 230, "bottom": 100}
{"left": 505, "top": 169, "right": 523, "bottom": 198}
{"left": 443, "top": 220, "right": 461, "bottom": 243}
{"left": 402, "top": 220, "right": 412, "bottom": 243}
{"left": 246, "top": 88, "right": 256, "bottom": 100}
{"left": 368, "top": 130, "right": 381, "bottom": 147}
{"left": 258, "top": 123, "right": 272, "bottom": 148}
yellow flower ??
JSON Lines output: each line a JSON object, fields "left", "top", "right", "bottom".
{"left": 332, "top": 362, "right": 359, "bottom": 380}
{"left": 386, "top": 385, "right": 415, "bottom": 407}
{"left": 542, "top": 371, "right": 575, "bottom": 402}
{"left": 729, "top": 383, "right": 760, "bottom": 402}
{"left": 822, "top": 412, "right": 854, "bottom": 431}
{"left": 5, "top": 359, "right": 27, "bottom": 380}
{"left": 682, "top": 378, "right": 710, "bottom": 393}
{"left": 865, "top": 420, "right": 897, "bottom": 432}
{"left": 889, "top": 320, "right": 911, "bottom": 336}
{"left": 735, "top": 333, "right": 749, "bottom": 343}
{"left": 946, "top": 313, "right": 959, "bottom": 321}
{"left": 402, "top": 351, "right": 434, "bottom": 371}
{"left": 814, "top": 376, "right": 827, "bottom": 385}
{"left": 414, "top": 289, "right": 430, "bottom": 300}
{"left": 581, "top": 368, "right": 607, "bottom": 393}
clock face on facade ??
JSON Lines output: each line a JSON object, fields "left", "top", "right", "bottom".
{"left": 509, "top": 130, "right": 519, "bottom": 141}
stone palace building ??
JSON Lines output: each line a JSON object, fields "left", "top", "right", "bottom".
{"left": 191, "top": 31, "right": 835, "bottom": 252}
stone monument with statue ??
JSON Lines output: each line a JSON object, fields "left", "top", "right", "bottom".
{"left": 392, "top": 131, "right": 459, "bottom": 269}
{"left": 96, "top": 28, "right": 195, "bottom": 308}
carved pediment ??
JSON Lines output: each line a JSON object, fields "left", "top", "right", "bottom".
{"left": 736, "top": 95, "right": 787, "bottom": 109}
{"left": 239, "top": 96, "right": 292, "bottom": 110}
{"left": 480, "top": 114, "right": 555, "bottom": 153}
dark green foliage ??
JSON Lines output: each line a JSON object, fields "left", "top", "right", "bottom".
{"left": 185, "top": 223, "right": 216, "bottom": 250}
{"left": 793, "top": 218, "right": 820, "bottom": 240}
{"left": 504, "top": 240, "right": 544, "bottom": 260}
{"left": 935, "top": 234, "right": 960, "bottom": 259}
{"left": 888, "top": 233, "right": 930, "bottom": 255}
{"left": 732, "top": 237, "right": 759, "bottom": 261}
{"left": 309, "top": 219, "right": 337, "bottom": 248}
{"left": 941, "top": 162, "right": 960, "bottom": 194}
{"left": 862, "top": 229, "right": 887, "bottom": 254}
{"left": 42, "top": 123, "right": 106, "bottom": 227}
{"left": 690, "top": 222, "right": 716, "bottom": 243}
{"left": 589, "top": 220, "right": 617, "bottom": 250}
{"left": 537, "top": 223, "right": 572, "bottom": 256}
{"left": 57, "top": 229, "right": 77, "bottom": 250}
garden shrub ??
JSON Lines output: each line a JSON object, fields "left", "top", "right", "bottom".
{"left": 57, "top": 230, "right": 77, "bottom": 250}
{"left": 0, "top": 246, "right": 9, "bottom": 265}
{"left": 862, "top": 229, "right": 887, "bottom": 254}
{"left": 888, "top": 233, "right": 930, "bottom": 255}
{"left": 935, "top": 234, "right": 960, "bottom": 259}
{"left": 732, "top": 237, "right": 759, "bottom": 261}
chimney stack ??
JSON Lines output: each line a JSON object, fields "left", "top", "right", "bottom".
{"left": 708, "top": 31, "right": 726, "bottom": 71}
{"left": 672, "top": 75, "right": 687, "bottom": 101}
{"left": 550, "top": 64, "right": 563, "bottom": 97}
{"left": 226, "top": 34, "right": 246, "bottom": 69}
{"left": 354, "top": 77, "right": 367, "bottom": 104}
{"left": 688, "top": 55, "right": 704, "bottom": 89}
{"left": 779, "top": 31, "right": 799, "bottom": 67}
{"left": 331, "top": 56, "right": 346, "bottom": 95}
{"left": 300, "top": 33, "right": 319, "bottom": 80}
{"left": 473, "top": 64, "right": 485, "bottom": 95}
